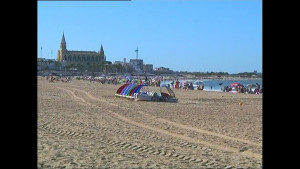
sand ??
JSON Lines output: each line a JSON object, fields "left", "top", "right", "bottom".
{"left": 38, "top": 77, "right": 262, "bottom": 168}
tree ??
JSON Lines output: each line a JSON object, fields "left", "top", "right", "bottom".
{"left": 66, "top": 63, "right": 75, "bottom": 70}
{"left": 39, "top": 59, "right": 45, "bottom": 71}
{"left": 37, "top": 59, "right": 42, "bottom": 71}
{"left": 48, "top": 60, "right": 54, "bottom": 70}
{"left": 55, "top": 61, "right": 62, "bottom": 70}
{"left": 77, "top": 63, "right": 84, "bottom": 71}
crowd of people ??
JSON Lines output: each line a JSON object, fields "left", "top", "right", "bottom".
{"left": 41, "top": 73, "right": 262, "bottom": 95}
{"left": 222, "top": 83, "right": 262, "bottom": 94}
{"left": 46, "top": 75, "right": 72, "bottom": 83}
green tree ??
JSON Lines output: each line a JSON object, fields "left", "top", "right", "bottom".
{"left": 39, "top": 59, "right": 45, "bottom": 71}
{"left": 77, "top": 63, "right": 84, "bottom": 71}
{"left": 54, "top": 61, "right": 62, "bottom": 70}
{"left": 66, "top": 63, "right": 75, "bottom": 70}
{"left": 48, "top": 60, "right": 54, "bottom": 70}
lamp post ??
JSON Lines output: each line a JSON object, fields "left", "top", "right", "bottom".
{"left": 135, "top": 47, "right": 138, "bottom": 60}
{"left": 134, "top": 47, "right": 139, "bottom": 78}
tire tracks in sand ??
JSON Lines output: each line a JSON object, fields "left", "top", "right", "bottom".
{"left": 67, "top": 86, "right": 260, "bottom": 146}
{"left": 38, "top": 124, "right": 219, "bottom": 166}
{"left": 57, "top": 86, "right": 261, "bottom": 159}
{"left": 39, "top": 113, "right": 201, "bottom": 151}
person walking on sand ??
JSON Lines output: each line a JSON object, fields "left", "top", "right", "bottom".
{"left": 144, "top": 76, "right": 147, "bottom": 84}
{"left": 184, "top": 81, "right": 188, "bottom": 91}
{"left": 145, "top": 76, "right": 148, "bottom": 89}
{"left": 175, "top": 79, "right": 180, "bottom": 89}
{"left": 255, "top": 83, "right": 260, "bottom": 94}
{"left": 211, "top": 85, "right": 212, "bottom": 91}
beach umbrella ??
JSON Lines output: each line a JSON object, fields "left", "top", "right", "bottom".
{"left": 246, "top": 84, "right": 257, "bottom": 88}
{"left": 230, "top": 82, "right": 244, "bottom": 88}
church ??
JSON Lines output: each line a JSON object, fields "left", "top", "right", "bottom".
{"left": 57, "top": 32, "right": 106, "bottom": 72}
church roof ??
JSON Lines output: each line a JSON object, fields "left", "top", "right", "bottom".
{"left": 68, "top": 50, "right": 98, "bottom": 54}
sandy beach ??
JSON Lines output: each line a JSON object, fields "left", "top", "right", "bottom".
{"left": 38, "top": 77, "right": 262, "bottom": 168}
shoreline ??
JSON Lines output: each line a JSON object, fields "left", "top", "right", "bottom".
{"left": 38, "top": 75, "right": 262, "bottom": 80}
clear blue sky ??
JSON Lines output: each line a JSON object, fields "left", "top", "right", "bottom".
{"left": 38, "top": 0, "right": 262, "bottom": 74}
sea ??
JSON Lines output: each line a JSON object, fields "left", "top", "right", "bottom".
{"left": 160, "top": 78, "right": 262, "bottom": 92}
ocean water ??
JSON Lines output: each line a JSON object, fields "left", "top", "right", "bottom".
{"left": 161, "top": 79, "right": 262, "bottom": 92}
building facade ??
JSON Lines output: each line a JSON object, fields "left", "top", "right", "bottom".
{"left": 57, "top": 33, "right": 106, "bottom": 71}
{"left": 143, "top": 64, "right": 153, "bottom": 73}
{"left": 129, "top": 59, "right": 143, "bottom": 73}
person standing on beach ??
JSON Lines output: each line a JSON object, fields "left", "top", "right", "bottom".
{"left": 184, "top": 81, "right": 188, "bottom": 91}
{"left": 175, "top": 79, "right": 180, "bottom": 89}
{"left": 171, "top": 80, "right": 174, "bottom": 89}
{"left": 139, "top": 78, "right": 142, "bottom": 85}
{"left": 211, "top": 85, "right": 212, "bottom": 91}
{"left": 255, "top": 83, "right": 260, "bottom": 94}
{"left": 145, "top": 76, "right": 149, "bottom": 89}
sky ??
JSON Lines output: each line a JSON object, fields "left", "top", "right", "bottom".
{"left": 38, "top": 0, "right": 262, "bottom": 74}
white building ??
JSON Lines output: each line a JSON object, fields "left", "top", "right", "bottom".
{"left": 129, "top": 59, "right": 143, "bottom": 72}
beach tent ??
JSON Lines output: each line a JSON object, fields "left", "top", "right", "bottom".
{"left": 121, "top": 84, "right": 136, "bottom": 95}
{"left": 116, "top": 83, "right": 131, "bottom": 94}
{"left": 115, "top": 83, "right": 146, "bottom": 97}
{"left": 129, "top": 85, "right": 146, "bottom": 96}
{"left": 165, "top": 86, "right": 176, "bottom": 97}
{"left": 160, "top": 84, "right": 176, "bottom": 97}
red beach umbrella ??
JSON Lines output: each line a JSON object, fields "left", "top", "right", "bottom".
{"left": 230, "top": 82, "right": 244, "bottom": 88}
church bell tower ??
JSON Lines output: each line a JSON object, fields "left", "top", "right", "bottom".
{"left": 58, "top": 32, "right": 67, "bottom": 61}
{"left": 60, "top": 32, "right": 67, "bottom": 51}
